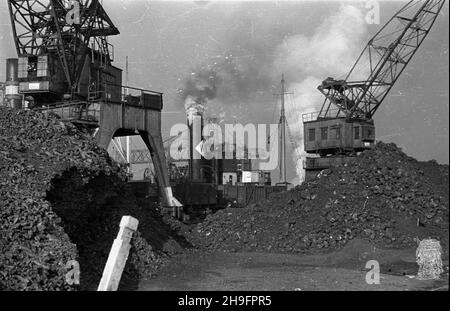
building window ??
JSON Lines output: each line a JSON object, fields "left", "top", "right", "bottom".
{"left": 27, "top": 56, "right": 38, "bottom": 77}
{"left": 18, "top": 57, "right": 28, "bottom": 78}
{"left": 308, "top": 128, "right": 315, "bottom": 141}
{"left": 354, "top": 126, "right": 360, "bottom": 140}
{"left": 363, "top": 127, "right": 374, "bottom": 139}
{"left": 321, "top": 127, "right": 328, "bottom": 140}
{"left": 37, "top": 56, "right": 48, "bottom": 77}
{"left": 335, "top": 127, "right": 341, "bottom": 140}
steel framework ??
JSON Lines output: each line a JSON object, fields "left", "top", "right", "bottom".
{"left": 7, "top": 0, "right": 119, "bottom": 94}
{"left": 317, "top": 0, "right": 445, "bottom": 120}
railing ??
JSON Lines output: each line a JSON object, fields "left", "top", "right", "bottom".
{"left": 103, "top": 83, "right": 163, "bottom": 110}
{"left": 302, "top": 111, "right": 320, "bottom": 122}
{"left": 35, "top": 101, "right": 100, "bottom": 124}
{"left": 302, "top": 108, "right": 346, "bottom": 122}
{"left": 117, "top": 84, "right": 162, "bottom": 103}
{"left": 32, "top": 83, "right": 163, "bottom": 124}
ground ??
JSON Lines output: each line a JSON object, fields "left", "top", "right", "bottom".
{"left": 138, "top": 240, "right": 449, "bottom": 291}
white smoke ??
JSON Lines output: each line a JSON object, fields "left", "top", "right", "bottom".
{"left": 185, "top": 95, "right": 205, "bottom": 125}
{"left": 274, "top": 5, "right": 369, "bottom": 183}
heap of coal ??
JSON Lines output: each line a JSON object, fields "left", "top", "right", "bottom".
{"left": 0, "top": 107, "right": 189, "bottom": 291}
{"left": 188, "top": 142, "right": 449, "bottom": 254}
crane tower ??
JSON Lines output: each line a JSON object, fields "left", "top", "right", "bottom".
{"left": 4, "top": 0, "right": 183, "bottom": 215}
{"left": 6, "top": 0, "right": 125, "bottom": 119}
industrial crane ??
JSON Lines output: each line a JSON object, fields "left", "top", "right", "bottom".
{"left": 302, "top": 0, "right": 445, "bottom": 181}
{"left": 5, "top": 0, "right": 183, "bottom": 215}
{"left": 7, "top": 0, "right": 119, "bottom": 107}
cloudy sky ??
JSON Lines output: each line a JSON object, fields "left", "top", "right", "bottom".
{"left": 0, "top": 0, "right": 448, "bottom": 183}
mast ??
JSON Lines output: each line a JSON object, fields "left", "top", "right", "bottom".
{"left": 280, "top": 74, "right": 287, "bottom": 183}
{"left": 125, "top": 55, "right": 129, "bottom": 95}
{"left": 125, "top": 55, "right": 130, "bottom": 174}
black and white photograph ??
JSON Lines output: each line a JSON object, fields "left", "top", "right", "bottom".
{"left": 0, "top": 0, "right": 448, "bottom": 298}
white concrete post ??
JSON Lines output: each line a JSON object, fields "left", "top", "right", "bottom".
{"left": 97, "top": 216, "right": 139, "bottom": 291}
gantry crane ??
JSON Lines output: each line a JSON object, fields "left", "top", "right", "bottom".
{"left": 302, "top": 0, "right": 445, "bottom": 181}
{"left": 5, "top": 0, "right": 183, "bottom": 215}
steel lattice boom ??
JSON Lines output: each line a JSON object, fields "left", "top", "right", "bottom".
{"left": 317, "top": 0, "right": 445, "bottom": 120}
{"left": 7, "top": 0, "right": 119, "bottom": 93}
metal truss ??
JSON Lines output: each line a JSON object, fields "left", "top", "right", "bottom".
{"left": 317, "top": 0, "right": 445, "bottom": 120}
{"left": 7, "top": 0, "right": 119, "bottom": 93}
{"left": 130, "top": 149, "right": 152, "bottom": 164}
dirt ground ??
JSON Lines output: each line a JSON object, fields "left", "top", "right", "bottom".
{"left": 138, "top": 240, "right": 449, "bottom": 291}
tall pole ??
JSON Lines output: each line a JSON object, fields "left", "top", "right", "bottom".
{"left": 125, "top": 56, "right": 129, "bottom": 96}
{"left": 280, "top": 74, "right": 286, "bottom": 184}
{"left": 125, "top": 56, "right": 130, "bottom": 175}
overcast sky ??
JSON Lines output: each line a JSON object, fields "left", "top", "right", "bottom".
{"left": 0, "top": 0, "right": 448, "bottom": 183}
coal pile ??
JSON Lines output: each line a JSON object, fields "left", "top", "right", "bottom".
{"left": 188, "top": 142, "right": 449, "bottom": 254}
{"left": 0, "top": 107, "right": 189, "bottom": 290}
{"left": 46, "top": 171, "right": 189, "bottom": 291}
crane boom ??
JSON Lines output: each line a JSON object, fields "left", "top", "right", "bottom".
{"left": 317, "top": 0, "right": 445, "bottom": 120}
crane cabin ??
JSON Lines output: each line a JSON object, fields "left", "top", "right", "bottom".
{"left": 16, "top": 51, "right": 123, "bottom": 106}
{"left": 303, "top": 118, "right": 375, "bottom": 156}
{"left": 302, "top": 117, "right": 375, "bottom": 181}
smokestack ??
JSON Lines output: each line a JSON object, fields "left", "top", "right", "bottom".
{"left": 6, "top": 58, "right": 18, "bottom": 81}
{"left": 188, "top": 109, "right": 204, "bottom": 181}
{"left": 5, "top": 58, "right": 22, "bottom": 109}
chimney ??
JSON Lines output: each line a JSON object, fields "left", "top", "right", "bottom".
{"left": 5, "top": 58, "right": 22, "bottom": 109}
{"left": 188, "top": 109, "right": 204, "bottom": 181}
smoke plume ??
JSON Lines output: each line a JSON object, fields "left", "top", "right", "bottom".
{"left": 178, "top": 3, "right": 284, "bottom": 123}
{"left": 180, "top": 66, "right": 218, "bottom": 123}
{"left": 178, "top": 3, "right": 369, "bottom": 183}
{"left": 179, "top": 49, "right": 275, "bottom": 123}
{"left": 274, "top": 5, "right": 368, "bottom": 183}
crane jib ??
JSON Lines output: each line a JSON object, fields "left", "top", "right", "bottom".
{"left": 317, "top": 0, "right": 445, "bottom": 121}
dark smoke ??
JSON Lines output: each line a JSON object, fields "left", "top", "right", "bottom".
{"left": 178, "top": 51, "right": 276, "bottom": 122}
{"left": 178, "top": 4, "right": 291, "bottom": 120}
{"left": 179, "top": 65, "right": 219, "bottom": 106}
